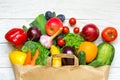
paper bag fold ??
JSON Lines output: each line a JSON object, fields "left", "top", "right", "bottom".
{"left": 13, "top": 64, "right": 110, "bottom": 80}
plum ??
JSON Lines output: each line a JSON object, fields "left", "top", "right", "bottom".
{"left": 27, "top": 26, "right": 41, "bottom": 41}
{"left": 57, "top": 14, "right": 65, "bottom": 22}
{"left": 62, "top": 46, "right": 77, "bottom": 65}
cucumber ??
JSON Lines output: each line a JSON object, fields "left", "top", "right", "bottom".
{"left": 78, "top": 51, "right": 86, "bottom": 65}
{"left": 88, "top": 42, "right": 115, "bottom": 67}
{"left": 30, "top": 14, "right": 47, "bottom": 34}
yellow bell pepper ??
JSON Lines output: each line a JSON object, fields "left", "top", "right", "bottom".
{"left": 52, "top": 57, "right": 62, "bottom": 67}
{"left": 50, "top": 45, "right": 61, "bottom": 67}
{"left": 50, "top": 45, "right": 60, "bottom": 55}
{"left": 9, "top": 50, "right": 27, "bottom": 65}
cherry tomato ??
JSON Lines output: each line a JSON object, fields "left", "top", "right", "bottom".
{"left": 69, "top": 17, "right": 76, "bottom": 26}
{"left": 62, "top": 26, "right": 69, "bottom": 34}
{"left": 73, "top": 27, "right": 80, "bottom": 33}
{"left": 57, "top": 38, "right": 65, "bottom": 47}
{"left": 101, "top": 27, "right": 118, "bottom": 42}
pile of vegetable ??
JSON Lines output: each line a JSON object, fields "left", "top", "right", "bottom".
{"left": 5, "top": 11, "right": 118, "bottom": 67}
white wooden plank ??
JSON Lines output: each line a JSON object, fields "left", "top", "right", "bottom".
{"left": 109, "top": 67, "right": 120, "bottom": 79}
{"left": 0, "top": 0, "right": 120, "bottom": 19}
{"left": 0, "top": 57, "right": 11, "bottom": 68}
{"left": 0, "top": 43, "right": 14, "bottom": 57}
{"left": 0, "top": 68, "right": 15, "bottom": 80}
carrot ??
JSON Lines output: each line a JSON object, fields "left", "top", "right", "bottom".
{"left": 30, "top": 49, "right": 40, "bottom": 65}
{"left": 24, "top": 50, "right": 31, "bottom": 65}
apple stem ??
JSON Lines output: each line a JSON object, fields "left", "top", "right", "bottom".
{"left": 50, "top": 27, "right": 62, "bottom": 40}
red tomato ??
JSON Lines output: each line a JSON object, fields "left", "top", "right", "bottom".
{"left": 69, "top": 17, "right": 76, "bottom": 26}
{"left": 62, "top": 26, "right": 69, "bottom": 34}
{"left": 73, "top": 27, "right": 80, "bottom": 33}
{"left": 57, "top": 38, "right": 65, "bottom": 47}
{"left": 102, "top": 27, "right": 118, "bottom": 42}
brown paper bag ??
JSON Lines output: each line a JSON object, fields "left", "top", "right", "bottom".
{"left": 13, "top": 54, "right": 110, "bottom": 80}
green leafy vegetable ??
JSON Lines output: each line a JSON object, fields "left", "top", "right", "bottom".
{"left": 30, "top": 14, "right": 47, "bottom": 34}
{"left": 22, "top": 25, "right": 28, "bottom": 33}
{"left": 63, "top": 33, "right": 84, "bottom": 50}
{"left": 21, "top": 41, "right": 50, "bottom": 65}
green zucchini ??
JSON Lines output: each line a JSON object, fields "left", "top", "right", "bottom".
{"left": 88, "top": 42, "right": 115, "bottom": 67}
{"left": 78, "top": 51, "right": 86, "bottom": 65}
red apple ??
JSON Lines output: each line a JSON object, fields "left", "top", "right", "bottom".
{"left": 81, "top": 23, "right": 99, "bottom": 42}
{"left": 46, "top": 17, "right": 63, "bottom": 36}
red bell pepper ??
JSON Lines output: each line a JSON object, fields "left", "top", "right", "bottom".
{"left": 5, "top": 28, "right": 28, "bottom": 47}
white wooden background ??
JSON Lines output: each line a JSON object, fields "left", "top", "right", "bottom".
{"left": 0, "top": 0, "right": 120, "bottom": 80}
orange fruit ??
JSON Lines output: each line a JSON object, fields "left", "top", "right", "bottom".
{"left": 77, "top": 41, "right": 98, "bottom": 63}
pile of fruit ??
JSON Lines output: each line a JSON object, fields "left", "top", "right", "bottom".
{"left": 5, "top": 11, "right": 118, "bottom": 67}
